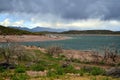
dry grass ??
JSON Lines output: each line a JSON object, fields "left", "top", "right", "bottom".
{"left": 30, "top": 75, "right": 120, "bottom": 80}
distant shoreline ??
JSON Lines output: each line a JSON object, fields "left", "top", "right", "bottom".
{"left": 0, "top": 34, "right": 120, "bottom": 42}
{"left": 0, "top": 35, "right": 70, "bottom": 42}
{"left": 58, "top": 34, "right": 120, "bottom": 36}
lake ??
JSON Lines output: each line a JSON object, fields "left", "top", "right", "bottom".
{"left": 19, "top": 35, "right": 120, "bottom": 51}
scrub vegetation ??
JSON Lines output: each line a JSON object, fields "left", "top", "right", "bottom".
{"left": 0, "top": 42, "right": 120, "bottom": 80}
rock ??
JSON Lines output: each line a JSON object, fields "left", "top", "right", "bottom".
{"left": 62, "top": 62, "right": 70, "bottom": 68}
{"left": 27, "top": 71, "right": 47, "bottom": 77}
{"left": 106, "top": 67, "right": 120, "bottom": 78}
{"left": 0, "top": 63, "right": 16, "bottom": 69}
{"left": 0, "top": 63, "right": 9, "bottom": 69}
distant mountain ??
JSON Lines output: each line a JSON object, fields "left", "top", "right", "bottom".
{"left": 0, "top": 25, "right": 33, "bottom": 35}
{"left": 61, "top": 30, "right": 120, "bottom": 34}
{"left": 9, "top": 26, "right": 33, "bottom": 32}
{"left": 10, "top": 26, "right": 66, "bottom": 32}
{"left": 6, "top": 26, "right": 120, "bottom": 34}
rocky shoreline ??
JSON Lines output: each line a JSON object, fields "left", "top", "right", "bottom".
{"left": 0, "top": 35, "right": 70, "bottom": 42}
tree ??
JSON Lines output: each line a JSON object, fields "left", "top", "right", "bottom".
{"left": 102, "top": 46, "right": 119, "bottom": 63}
{"left": 0, "top": 43, "right": 25, "bottom": 64}
{"left": 46, "top": 46, "right": 63, "bottom": 57}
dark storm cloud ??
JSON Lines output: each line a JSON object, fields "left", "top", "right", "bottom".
{"left": 0, "top": 0, "right": 120, "bottom": 20}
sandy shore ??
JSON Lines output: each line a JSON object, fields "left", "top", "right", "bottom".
{"left": 0, "top": 35, "right": 70, "bottom": 42}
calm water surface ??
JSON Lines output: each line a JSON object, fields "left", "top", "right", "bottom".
{"left": 19, "top": 35, "right": 120, "bottom": 51}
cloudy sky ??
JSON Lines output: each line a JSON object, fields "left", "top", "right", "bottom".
{"left": 0, "top": 0, "right": 120, "bottom": 31}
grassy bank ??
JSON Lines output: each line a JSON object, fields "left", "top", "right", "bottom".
{"left": 0, "top": 44, "right": 120, "bottom": 80}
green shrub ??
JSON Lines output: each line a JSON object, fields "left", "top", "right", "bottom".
{"left": 15, "top": 66, "right": 26, "bottom": 73}
{"left": 77, "top": 69, "right": 85, "bottom": 76}
{"left": 64, "top": 65, "right": 76, "bottom": 73}
{"left": 47, "top": 70, "right": 57, "bottom": 77}
{"left": 80, "top": 66, "right": 91, "bottom": 73}
{"left": 90, "top": 67, "right": 105, "bottom": 75}
{"left": 99, "top": 61, "right": 105, "bottom": 65}
{"left": 79, "top": 66, "right": 105, "bottom": 76}
{"left": 11, "top": 73, "right": 29, "bottom": 80}
{"left": 1, "top": 71, "right": 8, "bottom": 79}
{"left": 56, "top": 67, "right": 65, "bottom": 75}
{"left": 0, "top": 66, "right": 5, "bottom": 72}
{"left": 31, "top": 64, "right": 45, "bottom": 71}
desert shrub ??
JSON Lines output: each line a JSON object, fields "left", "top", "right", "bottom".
{"left": 0, "top": 70, "right": 13, "bottom": 79}
{"left": 47, "top": 65, "right": 76, "bottom": 77}
{"left": 0, "top": 43, "right": 26, "bottom": 64}
{"left": 90, "top": 67, "right": 105, "bottom": 75}
{"left": 80, "top": 66, "right": 105, "bottom": 76}
{"left": 63, "top": 65, "right": 76, "bottom": 73}
{"left": 56, "top": 67, "right": 65, "bottom": 75}
{"left": 71, "top": 58, "right": 81, "bottom": 63}
{"left": 1, "top": 71, "right": 8, "bottom": 78}
{"left": 31, "top": 64, "right": 45, "bottom": 71}
{"left": 0, "top": 66, "right": 5, "bottom": 72}
{"left": 47, "top": 67, "right": 65, "bottom": 77}
{"left": 59, "top": 54, "right": 66, "bottom": 58}
{"left": 11, "top": 73, "right": 29, "bottom": 80}
{"left": 46, "top": 46, "right": 63, "bottom": 56}
{"left": 15, "top": 66, "right": 26, "bottom": 73}
{"left": 47, "top": 63, "right": 60, "bottom": 70}
{"left": 47, "top": 70, "right": 57, "bottom": 77}
{"left": 76, "top": 69, "right": 86, "bottom": 76}
{"left": 99, "top": 61, "right": 105, "bottom": 65}
{"left": 103, "top": 46, "right": 119, "bottom": 63}
{"left": 80, "top": 66, "right": 93, "bottom": 73}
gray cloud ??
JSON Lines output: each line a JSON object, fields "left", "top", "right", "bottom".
{"left": 0, "top": 0, "right": 120, "bottom": 20}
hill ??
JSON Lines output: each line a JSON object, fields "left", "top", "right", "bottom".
{"left": 61, "top": 30, "right": 120, "bottom": 34}
{"left": 0, "top": 25, "right": 34, "bottom": 35}
{"left": 2, "top": 25, "right": 120, "bottom": 35}
{"left": 0, "top": 25, "right": 44, "bottom": 35}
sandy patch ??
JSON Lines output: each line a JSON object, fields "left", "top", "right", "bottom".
{"left": 0, "top": 35, "right": 70, "bottom": 42}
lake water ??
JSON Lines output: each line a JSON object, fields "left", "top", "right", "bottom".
{"left": 19, "top": 35, "right": 120, "bottom": 51}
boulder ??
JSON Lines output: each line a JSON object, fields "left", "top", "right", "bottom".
{"left": 106, "top": 67, "right": 120, "bottom": 78}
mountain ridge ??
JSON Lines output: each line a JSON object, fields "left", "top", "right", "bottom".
{"left": 10, "top": 26, "right": 66, "bottom": 32}
{"left": 61, "top": 30, "right": 120, "bottom": 34}
{"left": 1, "top": 25, "right": 120, "bottom": 35}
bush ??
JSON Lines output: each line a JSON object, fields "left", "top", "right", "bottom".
{"left": 46, "top": 46, "right": 63, "bottom": 56}
{"left": 90, "top": 67, "right": 105, "bottom": 75}
{"left": 79, "top": 66, "right": 105, "bottom": 76}
{"left": 0, "top": 66, "right": 5, "bottom": 72}
{"left": 77, "top": 69, "right": 85, "bottom": 76}
{"left": 15, "top": 66, "right": 26, "bottom": 73}
{"left": 64, "top": 65, "right": 76, "bottom": 73}
{"left": 99, "top": 61, "right": 105, "bottom": 65}
{"left": 11, "top": 73, "right": 29, "bottom": 80}
{"left": 31, "top": 64, "right": 45, "bottom": 71}
{"left": 56, "top": 67, "right": 65, "bottom": 75}
{"left": 1, "top": 71, "right": 11, "bottom": 79}
{"left": 47, "top": 65, "right": 76, "bottom": 77}
{"left": 47, "top": 68, "right": 65, "bottom": 77}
